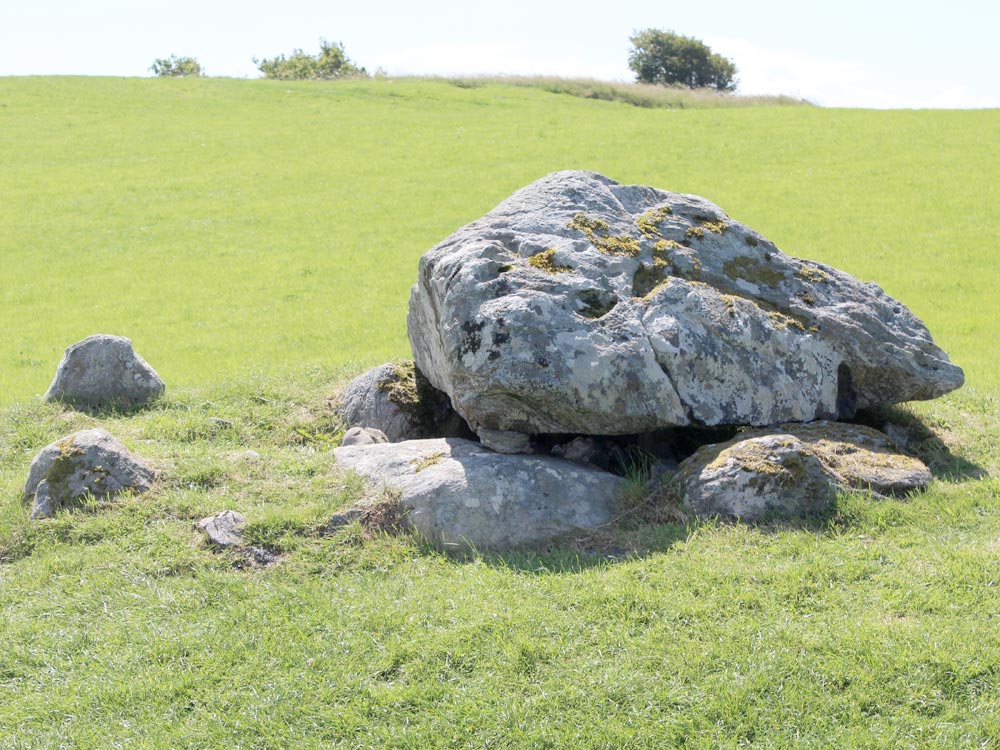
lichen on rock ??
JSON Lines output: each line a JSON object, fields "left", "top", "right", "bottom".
{"left": 408, "top": 170, "right": 963, "bottom": 437}
{"left": 23, "top": 428, "right": 155, "bottom": 519}
{"left": 677, "top": 421, "right": 933, "bottom": 522}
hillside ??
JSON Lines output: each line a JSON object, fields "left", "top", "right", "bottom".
{"left": 1, "top": 77, "right": 998, "bottom": 748}
{"left": 0, "top": 76, "right": 996, "bottom": 401}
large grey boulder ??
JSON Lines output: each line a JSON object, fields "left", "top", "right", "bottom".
{"left": 408, "top": 171, "right": 963, "bottom": 436}
{"left": 23, "top": 428, "right": 156, "bottom": 519}
{"left": 337, "top": 361, "right": 470, "bottom": 443}
{"left": 333, "top": 438, "right": 623, "bottom": 549}
{"left": 44, "top": 334, "right": 165, "bottom": 411}
{"left": 677, "top": 421, "right": 932, "bottom": 522}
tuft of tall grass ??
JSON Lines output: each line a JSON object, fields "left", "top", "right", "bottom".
{"left": 432, "top": 74, "right": 812, "bottom": 109}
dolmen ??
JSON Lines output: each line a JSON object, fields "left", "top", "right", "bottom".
{"left": 336, "top": 171, "right": 963, "bottom": 548}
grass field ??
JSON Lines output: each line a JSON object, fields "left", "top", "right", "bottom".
{"left": 1, "top": 76, "right": 996, "bottom": 400}
{"left": 1, "top": 77, "right": 999, "bottom": 748}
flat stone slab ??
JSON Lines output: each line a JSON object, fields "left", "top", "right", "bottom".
{"left": 408, "top": 171, "right": 963, "bottom": 435}
{"left": 333, "top": 438, "right": 623, "bottom": 549}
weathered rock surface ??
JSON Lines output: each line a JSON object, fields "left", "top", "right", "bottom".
{"left": 44, "top": 334, "right": 165, "bottom": 411}
{"left": 408, "top": 171, "right": 963, "bottom": 436}
{"left": 340, "top": 426, "right": 389, "bottom": 447}
{"left": 333, "top": 438, "right": 623, "bottom": 549}
{"left": 23, "top": 428, "right": 156, "bottom": 519}
{"left": 677, "top": 422, "right": 932, "bottom": 522}
{"left": 337, "top": 361, "right": 470, "bottom": 442}
{"left": 197, "top": 510, "right": 246, "bottom": 548}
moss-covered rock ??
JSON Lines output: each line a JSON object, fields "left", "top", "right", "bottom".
{"left": 23, "top": 428, "right": 156, "bottom": 519}
{"left": 336, "top": 361, "right": 472, "bottom": 442}
{"left": 677, "top": 421, "right": 932, "bottom": 522}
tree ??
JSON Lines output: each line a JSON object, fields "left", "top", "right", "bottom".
{"left": 628, "top": 29, "right": 737, "bottom": 92}
{"left": 254, "top": 39, "right": 367, "bottom": 80}
{"left": 150, "top": 55, "right": 203, "bottom": 77}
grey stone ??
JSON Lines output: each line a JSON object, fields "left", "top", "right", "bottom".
{"left": 24, "top": 428, "right": 156, "bottom": 519}
{"left": 44, "top": 334, "right": 165, "bottom": 411}
{"left": 197, "top": 510, "right": 246, "bottom": 549}
{"left": 336, "top": 361, "right": 470, "bottom": 442}
{"left": 340, "top": 426, "right": 389, "bottom": 447}
{"left": 408, "top": 171, "right": 963, "bottom": 436}
{"left": 677, "top": 421, "right": 932, "bottom": 522}
{"left": 327, "top": 508, "right": 366, "bottom": 530}
{"left": 477, "top": 427, "right": 532, "bottom": 454}
{"left": 550, "top": 436, "right": 611, "bottom": 469}
{"left": 333, "top": 438, "right": 623, "bottom": 549}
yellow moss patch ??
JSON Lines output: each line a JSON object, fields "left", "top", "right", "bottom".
{"left": 568, "top": 213, "right": 642, "bottom": 257}
{"left": 636, "top": 205, "right": 673, "bottom": 238}
{"left": 527, "top": 248, "right": 572, "bottom": 273}
{"left": 798, "top": 265, "right": 829, "bottom": 283}
{"left": 411, "top": 451, "right": 446, "bottom": 472}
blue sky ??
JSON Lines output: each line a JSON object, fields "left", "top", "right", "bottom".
{"left": 2, "top": 0, "right": 998, "bottom": 108}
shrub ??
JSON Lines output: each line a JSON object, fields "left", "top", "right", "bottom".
{"left": 254, "top": 39, "right": 367, "bottom": 80}
{"left": 150, "top": 55, "right": 203, "bottom": 77}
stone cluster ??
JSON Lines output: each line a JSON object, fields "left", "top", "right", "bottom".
{"left": 337, "top": 171, "right": 963, "bottom": 547}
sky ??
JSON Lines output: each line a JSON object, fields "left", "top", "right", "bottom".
{"left": 1, "top": 0, "right": 998, "bottom": 109}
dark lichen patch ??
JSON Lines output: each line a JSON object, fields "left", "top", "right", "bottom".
{"left": 497, "top": 264, "right": 515, "bottom": 273}
{"left": 527, "top": 248, "right": 572, "bottom": 273}
{"left": 723, "top": 256, "right": 788, "bottom": 287}
{"left": 744, "top": 235, "right": 759, "bottom": 247}
{"left": 458, "top": 320, "right": 485, "bottom": 357}
{"left": 797, "top": 264, "right": 829, "bottom": 283}
{"left": 632, "top": 261, "right": 671, "bottom": 298}
{"left": 577, "top": 289, "right": 618, "bottom": 319}
{"left": 568, "top": 212, "right": 641, "bottom": 257}
{"left": 797, "top": 290, "right": 816, "bottom": 306}
{"left": 636, "top": 205, "right": 673, "bottom": 238}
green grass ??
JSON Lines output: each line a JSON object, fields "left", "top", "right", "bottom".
{"left": 1, "top": 76, "right": 999, "bottom": 748}
{"left": 0, "top": 76, "right": 996, "bottom": 402}
{"left": 1, "top": 374, "right": 998, "bottom": 748}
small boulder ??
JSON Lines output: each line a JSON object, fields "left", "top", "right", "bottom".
{"left": 336, "top": 361, "right": 470, "bottom": 442}
{"left": 24, "top": 428, "right": 156, "bottom": 519}
{"left": 477, "top": 427, "right": 532, "bottom": 454}
{"left": 44, "top": 334, "right": 165, "bottom": 411}
{"left": 340, "top": 426, "right": 389, "bottom": 447}
{"left": 677, "top": 421, "right": 932, "bottom": 522}
{"left": 197, "top": 510, "right": 246, "bottom": 549}
{"left": 333, "top": 438, "right": 623, "bottom": 549}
